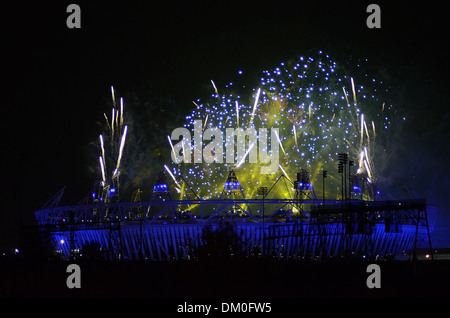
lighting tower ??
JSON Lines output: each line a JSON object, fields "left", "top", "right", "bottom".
{"left": 217, "top": 169, "right": 248, "bottom": 218}
{"left": 294, "top": 169, "right": 317, "bottom": 200}
{"left": 220, "top": 169, "right": 245, "bottom": 199}
{"left": 151, "top": 171, "right": 171, "bottom": 200}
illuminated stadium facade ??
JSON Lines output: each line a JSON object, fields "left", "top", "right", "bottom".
{"left": 34, "top": 172, "right": 437, "bottom": 261}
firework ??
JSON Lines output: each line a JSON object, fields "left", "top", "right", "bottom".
{"left": 235, "top": 101, "right": 240, "bottom": 127}
{"left": 249, "top": 88, "right": 261, "bottom": 128}
{"left": 96, "top": 88, "right": 130, "bottom": 201}
{"left": 120, "top": 97, "right": 124, "bottom": 129}
{"left": 111, "top": 86, "right": 116, "bottom": 107}
{"left": 164, "top": 164, "right": 181, "bottom": 189}
{"left": 99, "top": 156, "right": 106, "bottom": 183}
{"left": 166, "top": 51, "right": 396, "bottom": 200}
{"left": 235, "top": 143, "right": 255, "bottom": 168}
{"left": 278, "top": 164, "right": 292, "bottom": 182}
{"left": 115, "top": 125, "right": 128, "bottom": 172}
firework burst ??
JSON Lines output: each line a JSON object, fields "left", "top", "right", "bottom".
{"left": 94, "top": 86, "right": 129, "bottom": 202}
{"left": 167, "top": 51, "right": 396, "bottom": 200}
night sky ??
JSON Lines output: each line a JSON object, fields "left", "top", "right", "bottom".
{"left": 2, "top": 1, "right": 449, "bottom": 248}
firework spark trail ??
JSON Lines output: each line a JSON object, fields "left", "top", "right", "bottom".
{"left": 167, "top": 135, "right": 178, "bottom": 163}
{"left": 103, "top": 113, "right": 111, "bottom": 132}
{"left": 308, "top": 103, "right": 312, "bottom": 122}
{"left": 293, "top": 125, "right": 298, "bottom": 147}
{"left": 345, "top": 139, "right": 357, "bottom": 153}
{"left": 111, "top": 86, "right": 116, "bottom": 107}
{"left": 99, "top": 156, "right": 106, "bottom": 183}
{"left": 111, "top": 108, "right": 115, "bottom": 139}
{"left": 211, "top": 80, "right": 218, "bottom": 95}
{"left": 203, "top": 114, "right": 209, "bottom": 130}
{"left": 372, "top": 120, "right": 376, "bottom": 139}
{"left": 364, "top": 118, "right": 370, "bottom": 142}
{"left": 278, "top": 164, "right": 292, "bottom": 182}
{"left": 364, "top": 159, "right": 372, "bottom": 181}
{"left": 181, "top": 139, "right": 188, "bottom": 163}
{"left": 235, "top": 101, "right": 240, "bottom": 127}
{"left": 235, "top": 143, "right": 255, "bottom": 168}
{"left": 164, "top": 164, "right": 181, "bottom": 189}
{"left": 358, "top": 150, "right": 364, "bottom": 173}
{"left": 273, "top": 129, "right": 287, "bottom": 159}
{"left": 120, "top": 97, "right": 124, "bottom": 130}
{"left": 115, "top": 125, "right": 128, "bottom": 171}
{"left": 351, "top": 77, "right": 357, "bottom": 105}
{"left": 360, "top": 113, "right": 364, "bottom": 149}
{"left": 363, "top": 146, "right": 374, "bottom": 181}
{"left": 99, "top": 134, "right": 106, "bottom": 172}
{"left": 115, "top": 108, "right": 119, "bottom": 130}
{"left": 343, "top": 87, "right": 350, "bottom": 106}
{"left": 248, "top": 88, "right": 261, "bottom": 128}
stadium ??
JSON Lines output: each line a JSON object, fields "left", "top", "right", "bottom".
{"left": 34, "top": 169, "right": 437, "bottom": 261}
{"left": 34, "top": 52, "right": 437, "bottom": 262}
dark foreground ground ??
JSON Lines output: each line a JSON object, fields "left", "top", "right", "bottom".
{"left": 1, "top": 259, "right": 449, "bottom": 299}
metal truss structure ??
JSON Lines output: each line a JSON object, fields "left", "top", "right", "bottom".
{"left": 35, "top": 197, "right": 437, "bottom": 261}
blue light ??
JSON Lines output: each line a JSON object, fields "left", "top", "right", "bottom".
{"left": 154, "top": 183, "right": 169, "bottom": 193}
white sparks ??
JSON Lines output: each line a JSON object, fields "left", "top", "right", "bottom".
{"left": 193, "top": 101, "right": 200, "bottom": 109}
{"left": 274, "top": 129, "right": 287, "bottom": 158}
{"left": 249, "top": 88, "right": 261, "bottom": 128}
{"left": 235, "top": 100, "right": 240, "bottom": 127}
{"left": 167, "top": 135, "right": 178, "bottom": 163}
{"left": 364, "top": 159, "right": 372, "bottom": 180}
{"left": 211, "top": 80, "right": 218, "bottom": 95}
{"left": 111, "top": 86, "right": 116, "bottom": 107}
{"left": 293, "top": 125, "right": 298, "bottom": 147}
{"left": 351, "top": 77, "right": 357, "bottom": 105}
{"left": 116, "top": 125, "right": 128, "bottom": 170}
{"left": 111, "top": 108, "right": 115, "bottom": 138}
{"left": 164, "top": 164, "right": 181, "bottom": 189}
{"left": 235, "top": 143, "right": 255, "bottom": 168}
{"left": 120, "top": 97, "right": 124, "bottom": 129}
{"left": 360, "top": 113, "right": 364, "bottom": 148}
{"left": 278, "top": 165, "right": 292, "bottom": 182}
{"left": 99, "top": 156, "right": 106, "bottom": 182}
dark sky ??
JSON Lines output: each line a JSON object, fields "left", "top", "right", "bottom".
{"left": 2, "top": 1, "right": 449, "bottom": 247}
